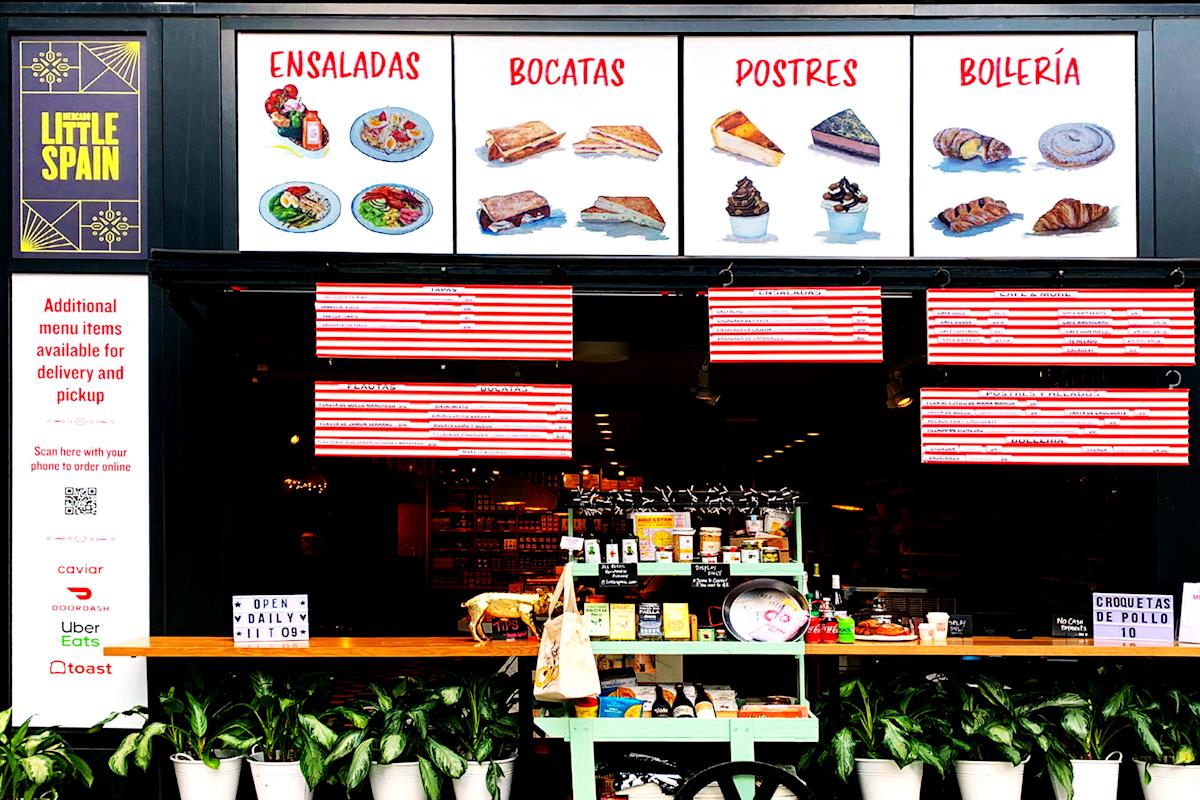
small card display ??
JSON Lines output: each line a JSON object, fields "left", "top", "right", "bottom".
{"left": 1052, "top": 614, "right": 1090, "bottom": 638}
{"left": 948, "top": 614, "right": 973, "bottom": 637}
{"left": 1092, "top": 592, "right": 1174, "bottom": 642}
{"left": 233, "top": 594, "right": 310, "bottom": 645}
{"left": 692, "top": 563, "right": 731, "bottom": 590}
{"left": 491, "top": 618, "right": 528, "bottom": 640}
{"left": 599, "top": 562, "right": 639, "bottom": 589}
{"left": 1178, "top": 583, "right": 1200, "bottom": 644}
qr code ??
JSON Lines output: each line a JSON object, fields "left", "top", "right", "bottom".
{"left": 64, "top": 487, "right": 98, "bottom": 516}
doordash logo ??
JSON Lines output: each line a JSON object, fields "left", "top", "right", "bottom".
{"left": 66, "top": 587, "right": 92, "bottom": 600}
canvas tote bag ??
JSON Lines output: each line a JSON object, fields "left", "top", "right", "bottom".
{"left": 533, "top": 562, "right": 600, "bottom": 701}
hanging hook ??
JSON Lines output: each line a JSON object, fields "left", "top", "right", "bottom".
{"left": 1170, "top": 267, "right": 1186, "bottom": 288}
{"left": 718, "top": 263, "right": 735, "bottom": 287}
{"left": 1166, "top": 369, "right": 1183, "bottom": 390}
{"left": 933, "top": 267, "right": 951, "bottom": 288}
{"left": 854, "top": 266, "right": 872, "bottom": 285}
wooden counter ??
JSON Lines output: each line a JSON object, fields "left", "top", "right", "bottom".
{"left": 106, "top": 635, "right": 1200, "bottom": 659}
{"left": 804, "top": 636, "right": 1200, "bottom": 657}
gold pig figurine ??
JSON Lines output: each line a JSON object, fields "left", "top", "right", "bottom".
{"left": 461, "top": 589, "right": 551, "bottom": 643}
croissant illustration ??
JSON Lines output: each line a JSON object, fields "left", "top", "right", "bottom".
{"left": 938, "top": 197, "right": 1011, "bottom": 233}
{"left": 1033, "top": 198, "right": 1110, "bottom": 233}
{"left": 934, "top": 127, "right": 1012, "bottom": 164}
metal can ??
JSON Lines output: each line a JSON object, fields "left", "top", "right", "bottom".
{"left": 722, "top": 546, "right": 741, "bottom": 563}
{"left": 762, "top": 546, "right": 781, "bottom": 563}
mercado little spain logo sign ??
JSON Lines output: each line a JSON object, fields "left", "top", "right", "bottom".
{"left": 12, "top": 37, "right": 147, "bottom": 258}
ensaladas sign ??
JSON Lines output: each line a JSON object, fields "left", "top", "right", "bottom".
{"left": 12, "top": 36, "right": 147, "bottom": 258}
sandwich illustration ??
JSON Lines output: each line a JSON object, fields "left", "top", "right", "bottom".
{"left": 811, "top": 109, "right": 880, "bottom": 161}
{"left": 478, "top": 191, "right": 551, "bottom": 233}
{"left": 580, "top": 196, "right": 665, "bottom": 230}
{"left": 573, "top": 125, "right": 663, "bottom": 160}
{"left": 485, "top": 121, "right": 565, "bottom": 163}
{"left": 710, "top": 110, "right": 784, "bottom": 166}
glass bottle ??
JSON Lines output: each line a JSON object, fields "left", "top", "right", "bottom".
{"left": 651, "top": 685, "right": 671, "bottom": 718}
{"left": 693, "top": 684, "right": 716, "bottom": 719}
{"left": 670, "top": 683, "right": 696, "bottom": 718}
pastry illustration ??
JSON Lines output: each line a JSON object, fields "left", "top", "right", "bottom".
{"left": 478, "top": 191, "right": 551, "bottom": 233}
{"left": 1038, "top": 123, "right": 1114, "bottom": 168}
{"left": 933, "top": 127, "right": 1012, "bottom": 164}
{"left": 485, "top": 121, "right": 565, "bottom": 163}
{"left": 710, "top": 110, "right": 784, "bottom": 166}
{"left": 1033, "top": 198, "right": 1111, "bottom": 233}
{"left": 580, "top": 196, "right": 665, "bottom": 230}
{"left": 937, "top": 197, "right": 1011, "bottom": 233}
{"left": 822, "top": 177, "right": 868, "bottom": 236}
{"left": 573, "top": 125, "right": 662, "bottom": 160}
{"left": 726, "top": 177, "right": 770, "bottom": 239}
{"left": 811, "top": 109, "right": 879, "bottom": 161}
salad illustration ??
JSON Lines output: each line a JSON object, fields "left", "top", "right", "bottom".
{"left": 258, "top": 182, "right": 340, "bottom": 233}
{"left": 352, "top": 184, "right": 432, "bottom": 235}
{"left": 350, "top": 107, "right": 434, "bottom": 163}
{"left": 263, "top": 84, "right": 329, "bottom": 153}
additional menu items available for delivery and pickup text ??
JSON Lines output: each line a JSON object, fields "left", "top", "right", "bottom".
{"left": 314, "top": 382, "right": 572, "bottom": 459}
{"left": 315, "top": 283, "right": 573, "bottom": 361}
{"left": 454, "top": 36, "right": 679, "bottom": 255}
{"left": 920, "top": 388, "right": 1190, "bottom": 465}
{"left": 708, "top": 287, "right": 884, "bottom": 363}
{"left": 927, "top": 289, "right": 1196, "bottom": 365}
{"left": 237, "top": 33, "right": 454, "bottom": 253}
{"left": 684, "top": 36, "right": 911, "bottom": 256}
{"left": 912, "top": 34, "right": 1136, "bottom": 256}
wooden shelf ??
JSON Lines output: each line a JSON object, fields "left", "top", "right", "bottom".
{"left": 572, "top": 562, "right": 804, "bottom": 578}
{"left": 104, "top": 636, "right": 538, "bottom": 658}
{"left": 592, "top": 640, "right": 803, "bottom": 656}
{"left": 535, "top": 716, "right": 818, "bottom": 743}
{"left": 804, "top": 636, "right": 1200, "bottom": 657}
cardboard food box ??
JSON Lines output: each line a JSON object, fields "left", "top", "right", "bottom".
{"left": 662, "top": 603, "right": 690, "bottom": 640}
{"left": 609, "top": 603, "right": 636, "bottom": 641}
{"left": 737, "top": 704, "right": 811, "bottom": 718}
{"left": 585, "top": 602, "right": 610, "bottom": 639}
{"left": 633, "top": 512, "right": 691, "bottom": 561}
{"left": 730, "top": 535, "right": 791, "bottom": 561}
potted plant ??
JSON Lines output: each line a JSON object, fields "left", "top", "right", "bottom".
{"left": 325, "top": 677, "right": 467, "bottom": 800}
{"left": 801, "top": 676, "right": 953, "bottom": 800}
{"left": 942, "top": 674, "right": 1042, "bottom": 800}
{"left": 93, "top": 673, "right": 251, "bottom": 800}
{"left": 240, "top": 671, "right": 337, "bottom": 800}
{"left": 436, "top": 670, "right": 520, "bottom": 800}
{"left": 1133, "top": 685, "right": 1200, "bottom": 800}
{"left": 0, "top": 707, "right": 94, "bottom": 799}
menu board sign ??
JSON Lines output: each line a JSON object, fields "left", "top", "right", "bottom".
{"left": 315, "top": 283, "right": 573, "bottom": 360}
{"left": 1093, "top": 592, "right": 1174, "bottom": 642}
{"left": 927, "top": 289, "right": 1196, "bottom": 366}
{"left": 10, "top": 274, "right": 149, "bottom": 727}
{"left": 314, "top": 382, "right": 572, "bottom": 459}
{"left": 236, "top": 33, "right": 454, "bottom": 253}
{"left": 682, "top": 36, "right": 911, "bottom": 257}
{"left": 708, "top": 287, "right": 883, "bottom": 362}
{"left": 233, "top": 594, "right": 309, "bottom": 645}
{"left": 12, "top": 36, "right": 147, "bottom": 258}
{"left": 453, "top": 36, "right": 679, "bottom": 255}
{"left": 921, "top": 388, "right": 1190, "bottom": 465}
{"left": 912, "top": 35, "right": 1136, "bottom": 257}
{"left": 599, "top": 562, "right": 639, "bottom": 589}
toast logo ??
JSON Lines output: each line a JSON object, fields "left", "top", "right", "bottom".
{"left": 48, "top": 660, "right": 113, "bottom": 676}
{"left": 66, "top": 586, "right": 92, "bottom": 600}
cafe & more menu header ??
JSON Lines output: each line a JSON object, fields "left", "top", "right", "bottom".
{"left": 12, "top": 37, "right": 146, "bottom": 258}
{"left": 454, "top": 36, "right": 679, "bottom": 256}
{"left": 912, "top": 34, "right": 1136, "bottom": 257}
{"left": 237, "top": 33, "right": 453, "bottom": 253}
{"left": 683, "top": 36, "right": 912, "bottom": 257}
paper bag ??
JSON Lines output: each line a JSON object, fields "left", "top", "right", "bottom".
{"left": 534, "top": 562, "right": 600, "bottom": 701}
{"left": 1179, "top": 582, "right": 1200, "bottom": 644}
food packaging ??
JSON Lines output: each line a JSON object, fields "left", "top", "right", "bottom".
{"left": 762, "top": 509, "right": 790, "bottom": 534}
{"left": 699, "top": 528, "right": 723, "bottom": 556}
{"left": 637, "top": 602, "right": 663, "bottom": 640}
{"left": 672, "top": 531, "right": 694, "bottom": 562}
{"left": 918, "top": 622, "right": 935, "bottom": 643}
{"left": 741, "top": 546, "right": 761, "bottom": 563}
{"left": 722, "top": 547, "right": 741, "bottom": 563}
{"left": 927, "top": 612, "right": 950, "bottom": 641}
{"left": 738, "top": 703, "right": 810, "bottom": 718}
{"left": 656, "top": 547, "right": 674, "bottom": 563}
{"left": 574, "top": 697, "right": 599, "bottom": 717}
{"left": 633, "top": 513, "right": 690, "bottom": 561}
{"left": 610, "top": 603, "right": 636, "bottom": 641}
{"left": 584, "top": 539, "right": 602, "bottom": 563}
{"left": 621, "top": 539, "right": 638, "bottom": 563}
{"left": 598, "top": 696, "right": 644, "bottom": 718}
{"left": 662, "top": 603, "right": 690, "bottom": 640}
{"left": 585, "top": 602, "right": 610, "bottom": 639}
{"left": 605, "top": 542, "right": 620, "bottom": 564}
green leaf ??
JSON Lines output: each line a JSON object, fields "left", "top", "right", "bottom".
{"left": 977, "top": 675, "right": 1013, "bottom": 712}
{"left": 418, "top": 755, "right": 443, "bottom": 800}
{"left": 438, "top": 686, "right": 463, "bottom": 706}
{"left": 108, "top": 731, "right": 140, "bottom": 776}
{"left": 22, "top": 755, "right": 52, "bottom": 786}
{"left": 65, "top": 752, "right": 94, "bottom": 787}
{"left": 1019, "top": 693, "right": 1088, "bottom": 715}
{"left": 486, "top": 759, "right": 503, "bottom": 800}
{"left": 135, "top": 722, "right": 168, "bottom": 770}
{"left": 832, "top": 728, "right": 856, "bottom": 782}
{"left": 1102, "top": 685, "right": 1135, "bottom": 719}
{"left": 344, "top": 738, "right": 375, "bottom": 790}
{"left": 336, "top": 707, "right": 370, "bottom": 729}
{"left": 300, "top": 736, "right": 325, "bottom": 789}
{"left": 881, "top": 719, "right": 912, "bottom": 764}
{"left": 473, "top": 737, "right": 493, "bottom": 764}
{"left": 185, "top": 692, "right": 208, "bottom": 739}
{"left": 427, "top": 739, "right": 467, "bottom": 778}
{"left": 1047, "top": 755, "right": 1075, "bottom": 800}
{"left": 380, "top": 733, "right": 407, "bottom": 764}
{"left": 984, "top": 723, "right": 1015, "bottom": 747}
{"left": 0, "top": 708, "right": 10, "bottom": 734}
{"left": 325, "top": 730, "right": 363, "bottom": 765}
{"left": 1175, "top": 745, "right": 1195, "bottom": 766}
{"left": 1062, "top": 709, "right": 1091, "bottom": 744}
{"left": 1128, "top": 711, "right": 1163, "bottom": 761}
{"left": 998, "top": 744, "right": 1023, "bottom": 766}
{"left": 299, "top": 713, "right": 337, "bottom": 750}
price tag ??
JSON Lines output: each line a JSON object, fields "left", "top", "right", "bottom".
{"left": 599, "top": 562, "right": 638, "bottom": 589}
{"left": 691, "top": 563, "right": 730, "bottom": 590}
{"left": 948, "top": 614, "right": 973, "bottom": 637}
{"left": 1051, "top": 614, "right": 1090, "bottom": 639}
{"left": 560, "top": 535, "right": 584, "bottom": 551}
{"left": 1092, "top": 592, "right": 1175, "bottom": 642}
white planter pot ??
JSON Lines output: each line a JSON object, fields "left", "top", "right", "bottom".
{"left": 451, "top": 755, "right": 516, "bottom": 800}
{"left": 369, "top": 760, "right": 427, "bottom": 800}
{"left": 855, "top": 758, "right": 923, "bottom": 800}
{"left": 247, "top": 754, "right": 314, "bottom": 800}
{"left": 955, "top": 758, "right": 1028, "bottom": 800}
{"left": 1050, "top": 754, "right": 1122, "bottom": 800}
{"left": 170, "top": 753, "right": 242, "bottom": 800}
{"left": 1135, "top": 760, "right": 1200, "bottom": 800}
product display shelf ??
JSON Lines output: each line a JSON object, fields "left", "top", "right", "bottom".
{"left": 556, "top": 506, "right": 814, "bottom": 800}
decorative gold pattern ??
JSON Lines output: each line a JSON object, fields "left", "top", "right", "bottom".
{"left": 86, "top": 208, "right": 132, "bottom": 245}
{"left": 29, "top": 48, "right": 71, "bottom": 86}
{"left": 81, "top": 40, "right": 140, "bottom": 92}
{"left": 19, "top": 204, "right": 75, "bottom": 252}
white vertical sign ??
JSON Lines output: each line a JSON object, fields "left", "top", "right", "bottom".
{"left": 10, "top": 274, "right": 148, "bottom": 727}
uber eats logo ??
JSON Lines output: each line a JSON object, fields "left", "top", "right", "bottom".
{"left": 59, "top": 620, "right": 101, "bottom": 648}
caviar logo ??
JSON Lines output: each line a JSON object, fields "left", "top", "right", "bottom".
{"left": 66, "top": 586, "right": 92, "bottom": 600}
{"left": 48, "top": 660, "right": 113, "bottom": 676}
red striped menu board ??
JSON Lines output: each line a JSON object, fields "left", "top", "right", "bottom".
{"left": 314, "top": 382, "right": 572, "bottom": 459}
{"left": 315, "top": 284, "right": 573, "bottom": 360}
{"left": 708, "top": 287, "right": 883, "bottom": 362}
{"left": 921, "top": 388, "right": 1189, "bottom": 466}
{"left": 927, "top": 289, "right": 1196, "bottom": 366}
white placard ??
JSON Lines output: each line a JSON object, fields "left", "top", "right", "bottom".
{"left": 708, "top": 287, "right": 883, "bottom": 362}
{"left": 912, "top": 35, "right": 1137, "bottom": 257}
{"left": 1179, "top": 583, "right": 1200, "bottom": 644}
{"left": 1093, "top": 592, "right": 1174, "bottom": 642}
{"left": 233, "top": 594, "right": 310, "bottom": 645}
{"left": 10, "top": 274, "right": 149, "bottom": 728}
{"left": 453, "top": 35, "right": 679, "bottom": 255}
{"left": 236, "top": 33, "right": 454, "bottom": 253}
{"left": 682, "top": 36, "right": 911, "bottom": 257}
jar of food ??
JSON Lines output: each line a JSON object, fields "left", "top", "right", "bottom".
{"left": 656, "top": 546, "right": 674, "bottom": 563}
{"left": 699, "top": 528, "right": 723, "bottom": 556}
{"left": 761, "top": 546, "right": 781, "bottom": 563}
{"left": 673, "top": 530, "right": 694, "bottom": 562}
{"left": 740, "top": 545, "right": 761, "bottom": 563}
{"left": 722, "top": 546, "right": 741, "bottom": 563}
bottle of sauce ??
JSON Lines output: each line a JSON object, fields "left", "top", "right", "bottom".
{"left": 302, "top": 109, "right": 323, "bottom": 150}
{"left": 670, "top": 683, "right": 696, "bottom": 718}
{"left": 693, "top": 684, "right": 717, "bottom": 719}
{"left": 652, "top": 685, "right": 671, "bottom": 718}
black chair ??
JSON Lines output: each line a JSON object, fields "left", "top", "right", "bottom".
{"left": 675, "top": 760, "right": 818, "bottom": 800}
